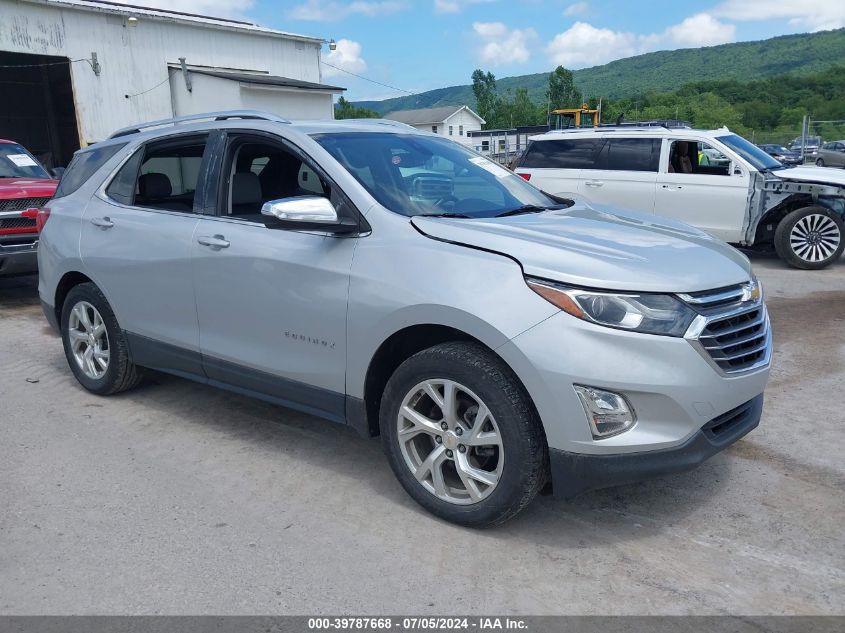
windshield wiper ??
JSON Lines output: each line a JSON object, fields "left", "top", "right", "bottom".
{"left": 495, "top": 204, "right": 565, "bottom": 218}
{"left": 417, "top": 212, "right": 472, "bottom": 219}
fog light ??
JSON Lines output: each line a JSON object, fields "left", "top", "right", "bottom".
{"left": 573, "top": 385, "right": 636, "bottom": 439}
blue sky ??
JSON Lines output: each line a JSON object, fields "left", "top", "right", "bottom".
{"left": 119, "top": 1, "right": 845, "bottom": 101}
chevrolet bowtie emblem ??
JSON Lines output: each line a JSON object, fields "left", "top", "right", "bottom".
{"left": 741, "top": 282, "right": 761, "bottom": 302}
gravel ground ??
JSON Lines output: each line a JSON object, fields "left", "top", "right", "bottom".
{"left": 0, "top": 253, "right": 843, "bottom": 615}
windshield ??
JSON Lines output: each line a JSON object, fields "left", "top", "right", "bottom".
{"left": 313, "top": 132, "right": 557, "bottom": 218}
{"left": 0, "top": 143, "right": 51, "bottom": 179}
{"left": 718, "top": 134, "right": 783, "bottom": 171}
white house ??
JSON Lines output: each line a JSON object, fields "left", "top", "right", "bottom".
{"left": 384, "top": 106, "right": 485, "bottom": 146}
{"left": 0, "top": 0, "right": 343, "bottom": 167}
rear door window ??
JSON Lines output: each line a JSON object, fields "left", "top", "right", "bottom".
{"left": 131, "top": 136, "right": 208, "bottom": 213}
{"left": 519, "top": 138, "right": 602, "bottom": 169}
{"left": 604, "top": 138, "right": 660, "bottom": 172}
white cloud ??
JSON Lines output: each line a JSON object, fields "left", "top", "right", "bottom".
{"left": 434, "top": 0, "right": 496, "bottom": 15}
{"left": 546, "top": 13, "right": 735, "bottom": 68}
{"left": 546, "top": 22, "right": 644, "bottom": 67}
{"left": 563, "top": 2, "right": 589, "bottom": 17}
{"left": 713, "top": 0, "right": 845, "bottom": 31}
{"left": 107, "top": 0, "right": 255, "bottom": 19}
{"left": 664, "top": 13, "right": 736, "bottom": 46}
{"left": 321, "top": 38, "right": 367, "bottom": 76}
{"left": 290, "top": 0, "right": 406, "bottom": 22}
{"left": 473, "top": 21, "right": 536, "bottom": 66}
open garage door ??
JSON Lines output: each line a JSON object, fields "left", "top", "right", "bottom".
{"left": 0, "top": 51, "right": 80, "bottom": 169}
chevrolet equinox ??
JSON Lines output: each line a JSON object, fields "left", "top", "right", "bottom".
{"left": 38, "top": 111, "right": 772, "bottom": 526}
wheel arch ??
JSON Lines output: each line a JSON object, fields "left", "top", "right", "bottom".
{"left": 360, "top": 323, "right": 541, "bottom": 439}
{"left": 754, "top": 194, "right": 816, "bottom": 245}
{"left": 54, "top": 271, "right": 96, "bottom": 325}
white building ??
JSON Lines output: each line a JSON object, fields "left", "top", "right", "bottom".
{"left": 384, "top": 106, "right": 485, "bottom": 146}
{"left": 0, "top": 0, "right": 343, "bottom": 167}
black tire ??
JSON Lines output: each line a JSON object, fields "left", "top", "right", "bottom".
{"left": 774, "top": 206, "right": 844, "bottom": 270}
{"left": 60, "top": 282, "right": 143, "bottom": 395}
{"left": 380, "top": 341, "right": 548, "bottom": 527}
{"left": 816, "top": 158, "right": 825, "bottom": 167}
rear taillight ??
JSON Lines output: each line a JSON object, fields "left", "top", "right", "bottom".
{"left": 22, "top": 207, "right": 51, "bottom": 233}
{"left": 517, "top": 172, "right": 531, "bottom": 181}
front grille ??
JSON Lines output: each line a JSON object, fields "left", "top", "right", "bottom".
{"left": 0, "top": 216, "right": 36, "bottom": 230}
{"left": 0, "top": 197, "right": 50, "bottom": 212}
{"left": 682, "top": 283, "right": 771, "bottom": 374}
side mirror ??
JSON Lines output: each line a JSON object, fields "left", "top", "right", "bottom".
{"left": 260, "top": 196, "right": 357, "bottom": 233}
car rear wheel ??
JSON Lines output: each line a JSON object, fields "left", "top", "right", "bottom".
{"left": 380, "top": 341, "right": 547, "bottom": 527}
{"left": 774, "top": 206, "right": 844, "bottom": 270}
{"left": 61, "top": 283, "right": 143, "bottom": 395}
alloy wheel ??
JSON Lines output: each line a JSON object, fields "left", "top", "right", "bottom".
{"left": 396, "top": 379, "right": 503, "bottom": 505}
{"left": 789, "top": 213, "right": 841, "bottom": 263}
{"left": 68, "top": 301, "right": 110, "bottom": 380}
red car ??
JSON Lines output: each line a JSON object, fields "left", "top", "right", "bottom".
{"left": 0, "top": 140, "right": 59, "bottom": 277}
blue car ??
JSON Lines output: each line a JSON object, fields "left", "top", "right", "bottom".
{"left": 758, "top": 144, "right": 802, "bottom": 165}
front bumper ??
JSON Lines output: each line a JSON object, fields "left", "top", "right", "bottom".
{"left": 0, "top": 241, "right": 38, "bottom": 277}
{"left": 549, "top": 394, "right": 763, "bottom": 498}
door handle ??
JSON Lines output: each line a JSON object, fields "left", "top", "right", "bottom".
{"left": 197, "top": 234, "right": 230, "bottom": 249}
{"left": 90, "top": 216, "right": 114, "bottom": 229}
{"left": 584, "top": 180, "right": 604, "bottom": 187}
{"left": 661, "top": 184, "right": 683, "bottom": 190}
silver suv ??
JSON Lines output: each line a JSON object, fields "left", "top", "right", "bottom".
{"left": 38, "top": 111, "right": 771, "bottom": 526}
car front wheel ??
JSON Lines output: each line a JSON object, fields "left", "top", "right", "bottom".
{"left": 774, "top": 206, "right": 844, "bottom": 270}
{"left": 816, "top": 158, "right": 825, "bottom": 167}
{"left": 380, "top": 342, "right": 548, "bottom": 527}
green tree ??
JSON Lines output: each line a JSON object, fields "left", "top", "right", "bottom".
{"left": 472, "top": 69, "right": 498, "bottom": 124}
{"left": 547, "top": 65, "right": 582, "bottom": 111}
{"left": 334, "top": 96, "right": 380, "bottom": 120}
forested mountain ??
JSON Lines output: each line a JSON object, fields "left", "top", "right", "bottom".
{"left": 354, "top": 29, "right": 845, "bottom": 115}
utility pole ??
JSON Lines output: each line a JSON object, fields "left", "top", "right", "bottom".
{"left": 801, "top": 114, "right": 808, "bottom": 163}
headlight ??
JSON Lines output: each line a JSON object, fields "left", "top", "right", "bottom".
{"left": 526, "top": 277, "right": 697, "bottom": 337}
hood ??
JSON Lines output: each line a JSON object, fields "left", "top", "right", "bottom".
{"left": 771, "top": 166, "right": 845, "bottom": 188}
{"left": 411, "top": 202, "right": 752, "bottom": 293}
{"left": 0, "top": 177, "right": 59, "bottom": 199}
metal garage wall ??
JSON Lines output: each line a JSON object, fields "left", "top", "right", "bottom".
{"left": 0, "top": 0, "right": 326, "bottom": 144}
{"left": 170, "top": 73, "right": 334, "bottom": 120}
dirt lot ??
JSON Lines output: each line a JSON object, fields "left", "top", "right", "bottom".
{"left": 1, "top": 253, "right": 843, "bottom": 615}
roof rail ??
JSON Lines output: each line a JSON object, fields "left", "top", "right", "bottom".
{"left": 367, "top": 119, "right": 417, "bottom": 130}
{"left": 597, "top": 119, "right": 691, "bottom": 130}
{"left": 109, "top": 110, "right": 291, "bottom": 139}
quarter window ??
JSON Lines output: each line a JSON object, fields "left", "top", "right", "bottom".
{"left": 54, "top": 143, "right": 127, "bottom": 198}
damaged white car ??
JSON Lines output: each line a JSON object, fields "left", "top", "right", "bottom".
{"left": 516, "top": 126, "right": 845, "bottom": 269}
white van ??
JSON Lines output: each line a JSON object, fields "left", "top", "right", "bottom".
{"left": 515, "top": 126, "right": 845, "bottom": 269}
